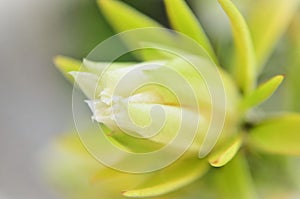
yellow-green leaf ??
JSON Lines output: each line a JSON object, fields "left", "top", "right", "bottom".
{"left": 122, "top": 158, "right": 208, "bottom": 198}
{"left": 239, "top": 75, "right": 284, "bottom": 111}
{"left": 97, "top": 0, "right": 174, "bottom": 60}
{"left": 53, "top": 56, "right": 82, "bottom": 82}
{"left": 248, "top": 114, "right": 300, "bottom": 156}
{"left": 247, "top": 0, "right": 300, "bottom": 71}
{"left": 83, "top": 59, "right": 136, "bottom": 75}
{"left": 218, "top": 0, "right": 256, "bottom": 94}
{"left": 164, "top": 0, "right": 218, "bottom": 64}
{"left": 208, "top": 135, "right": 242, "bottom": 167}
{"left": 104, "top": 128, "right": 164, "bottom": 154}
{"left": 98, "top": 0, "right": 161, "bottom": 32}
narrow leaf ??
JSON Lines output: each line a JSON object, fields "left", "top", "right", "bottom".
{"left": 98, "top": 0, "right": 162, "bottom": 31}
{"left": 97, "top": 0, "right": 174, "bottom": 60}
{"left": 247, "top": 0, "right": 300, "bottom": 71}
{"left": 83, "top": 59, "right": 136, "bottom": 75}
{"left": 239, "top": 75, "right": 284, "bottom": 110}
{"left": 218, "top": 0, "right": 256, "bottom": 94}
{"left": 164, "top": 0, "right": 218, "bottom": 64}
{"left": 104, "top": 127, "right": 164, "bottom": 154}
{"left": 208, "top": 135, "right": 242, "bottom": 167}
{"left": 139, "top": 41, "right": 211, "bottom": 60}
{"left": 53, "top": 56, "right": 82, "bottom": 82}
{"left": 122, "top": 158, "right": 208, "bottom": 197}
{"left": 248, "top": 114, "right": 300, "bottom": 156}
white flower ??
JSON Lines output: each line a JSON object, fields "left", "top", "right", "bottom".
{"left": 71, "top": 56, "right": 240, "bottom": 153}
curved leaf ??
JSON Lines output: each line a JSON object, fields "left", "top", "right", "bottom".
{"left": 164, "top": 0, "right": 218, "bottom": 64}
{"left": 104, "top": 128, "right": 164, "bottom": 154}
{"left": 97, "top": 0, "right": 173, "bottom": 61}
{"left": 247, "top": 0, "right": 300, "bottom": 71}
{"left": 122, "top": 158, "right": 208, "bottom": 197}
{"left": 54, "top": 56, "right": 82, "bottom": 82}
{"left": 218, "top": 0, "right": 256, "bottom": 94}
{"left": 248, "top": 114, "right": 300, "bottom": 156}
{"left": 83, "top": 59, "right": 136, "bottom": 75}
{"left": 239, "top": 75, "right": 284, "bottom": 111}
{"left": 208, "top": 135, "right": 242, "bottom": 167}
{"left": 98, "top": 0, "right": 162, "bottom": 31}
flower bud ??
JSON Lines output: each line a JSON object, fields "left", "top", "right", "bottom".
{"left": 71, "top": 55, "right": 240, "bottom": 154}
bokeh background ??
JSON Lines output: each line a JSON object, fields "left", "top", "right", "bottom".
{"left": 0, "top": 0, "right": 299, "bottom": 198}
{"left": 0, "top": 0, "right": 168, "bottom": 198}
{"left": 0, "top": 0, "right": 107, "bottom": 198}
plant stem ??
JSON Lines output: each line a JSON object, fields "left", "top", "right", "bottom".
{"left": 214, "top": 151, "right": 257, "bottom": 199}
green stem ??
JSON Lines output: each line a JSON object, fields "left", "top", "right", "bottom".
{"left": 214, "top": 151, "right": 257, "bottom": 199}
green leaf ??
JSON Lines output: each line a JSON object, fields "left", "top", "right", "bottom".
{"left": 139, "top": 41, "right": 211, "bottom": 60}
{"left": 102, "top": 126, "right": 164, "bottom": 154}
{"left": 122, "top": 158, "right": 208, "bottom": 197}
{"left": 248, "top": 114, "right": 300, "bottom": 156}
{"left": 218, "top": 0, "right": 256, "bottom": 94}
{"left": 97, "top": 0, "right": 174, "bottom": 61}
{"left": 164, "top": 0, "right": 218, "bottom": 64}
{"left": 83, "top": 59, "right": 136, "bottom": 75}
{"left": 247, "top": 0, "right": 300, "bottom": 71}
{"left": 239, "top": 75, "right": 284, "bottom": 111}
{"left": 208, "top": 135, "right": 242, "bottom": 167}
{"left": 98, "top": 0, "right": 162, "bottom": 32}
{"left": 214, "top": 152, "right": 257, "bottom": 199}
{"left": 53, "top": 56, "right": 82, "bottom": 82}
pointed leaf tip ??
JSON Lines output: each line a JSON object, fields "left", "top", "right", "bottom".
{"left": 53, "top": 55, "right": 82, "bottom": 82}
{"left": 209, "top": 135, "right": 242, "bottom": 167}
{"left": 240, "top": 75, "right": 284, "bottom": 110}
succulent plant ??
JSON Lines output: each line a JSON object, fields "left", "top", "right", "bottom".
{"left": 47, "top": 0, "right": 300, "bottom": 199}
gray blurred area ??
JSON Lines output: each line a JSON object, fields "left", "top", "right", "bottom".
{"left": 0, "top": 0, "right": 166, "bottom": 198}
{"left": 0, "top": 0, "right": 112, "bottom": 198}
